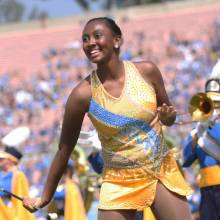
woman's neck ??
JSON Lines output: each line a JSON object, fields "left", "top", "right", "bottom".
{"left": 96, "top": 58, "right": 124, "bottom": 80}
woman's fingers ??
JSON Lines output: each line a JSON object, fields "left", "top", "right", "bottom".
{"left": 157, "top": 104, "right": 176, "bottom": 125}
{"left": 151, "top": 104, "right": 176, "bottom": 126}
{"left": 150, "top": 114, "right": 159, "bottom": 127}
{"left": 23, "top": 197, "right": 42, "bottom": 213}
{"left": 158, "top": 104, "right": 176, "bottom": 114}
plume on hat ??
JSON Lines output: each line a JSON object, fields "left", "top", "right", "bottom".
{"left": 209, "top": 59, "right": 220, "bottom": 79}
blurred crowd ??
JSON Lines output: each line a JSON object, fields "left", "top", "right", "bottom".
{"left": 0, "top": 9, "right": 220, "bottom": 219}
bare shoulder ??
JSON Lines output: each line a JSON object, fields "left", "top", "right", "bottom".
{"left": 67, "top": 75, "right": 92, "bottom": 112}
{"left": 133, "top": 60, "right": 162, "bottom": 82}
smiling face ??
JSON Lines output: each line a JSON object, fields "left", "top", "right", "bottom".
{"left": 82, "top": 19, "right": 121, "bottom": 64}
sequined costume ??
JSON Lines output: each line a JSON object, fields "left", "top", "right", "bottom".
{"left": 88, "top": 61, "right": 192, "bottom": 210}
{"left": 183, "top": 121, "right": 220, "bottom": 219}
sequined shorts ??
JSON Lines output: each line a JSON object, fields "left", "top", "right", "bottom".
{"left": 98, "top": 152, "right": 193, "bottom": 210}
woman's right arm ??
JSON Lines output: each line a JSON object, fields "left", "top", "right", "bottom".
{"left": 23, "top": 80, "right": 91, "bottom": 211}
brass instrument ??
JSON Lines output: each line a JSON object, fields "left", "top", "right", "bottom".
{"left": 175, "top": 92, "right": 215, "bottom": 125}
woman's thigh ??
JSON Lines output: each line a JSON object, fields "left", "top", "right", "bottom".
{"left": 151, "top": 182, "right": 192, "bottom": 220}
{"left": 98, "top": 209, "right": 136, "bottom": 220}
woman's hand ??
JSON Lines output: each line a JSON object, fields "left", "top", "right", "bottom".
{"left": 23, "top": 197, "right": 48, "bottom": 213}
{"left": 157, "top": 103, "right": 176, "bottom": 126}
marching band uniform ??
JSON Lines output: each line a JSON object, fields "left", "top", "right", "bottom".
{"left": 183, "top": 59, "right": 220, "bottom": 220}
{"left": 48, "top": 160, "right": 87, "bottom": 220}
{"left": 0, "top": 146, "right": 35, "bottom": 220}
{"left": 88, "top": 61, "right": 192, "bottom": 218}
{"left": 88, "top": 150, "right": 156, "bottom": 220}
{"left": 88, "top": 61, "right": 192, "bottom": 210}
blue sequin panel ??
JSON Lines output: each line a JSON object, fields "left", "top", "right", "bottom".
{"left": 89, "top": 99, "right": 160, "bottom": 157}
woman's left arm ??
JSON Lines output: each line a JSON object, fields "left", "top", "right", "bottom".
{"left": 140, "top": 61, "right": 176, "bottom": 126}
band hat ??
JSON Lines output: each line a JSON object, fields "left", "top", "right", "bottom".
{"left": 0, "top": 151, "right": 18, "bottom": 163}
{"left": 209, "top": 59, "right": 220, "bottom": 79}
{"left": 206, "top": 59, "right": 220, "bottom": 101}
{"left": 0, "top": 146, "right": 23, "bottom": 164}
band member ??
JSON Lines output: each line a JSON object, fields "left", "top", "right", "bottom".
{"left": 23, "top": 17, "right": 192, "bottom": 220}
{"left": 183, "top": 59, "right": 220, "bottom": 220}
{"left": 0, "top": 146, "right": 35, "bottom": 220}
{"left": 48, "top": 159, "right": 87, "bottom": 220}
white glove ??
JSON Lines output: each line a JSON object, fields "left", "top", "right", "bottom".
{"left": 209, "top": 110, "right": 219, "bottom": 126}
{"left": 193, "top": 110, "right": 219, "bottom": 138}
{"left": 194, "top": 121, "right": 209, "bottom": 138}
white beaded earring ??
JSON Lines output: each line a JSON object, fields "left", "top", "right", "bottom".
{"left": 114, "top": 44, "right": 119, "bottom": 49}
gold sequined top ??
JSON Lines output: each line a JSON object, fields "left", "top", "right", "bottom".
{"left": 88, "top": 61, "right": 169, "bottom": 175}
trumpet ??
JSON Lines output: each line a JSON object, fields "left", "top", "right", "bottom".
{"left": 175, "top": 92, "right": 218, "bottom": 125}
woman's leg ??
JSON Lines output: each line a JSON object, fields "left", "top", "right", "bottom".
{"left": 98, "top": 209, "right": 136, "bottom": 220}
{"left": 151, "top": 182, "right": 192, "bottom": 220}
